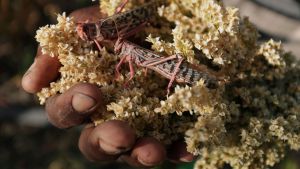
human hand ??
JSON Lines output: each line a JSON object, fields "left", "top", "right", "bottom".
{"left": 22, "top": 6, "right": 195, "bottom": 168}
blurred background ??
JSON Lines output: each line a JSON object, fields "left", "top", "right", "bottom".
{"left": 0, "top": 0, "right": 299, "bottom": 169}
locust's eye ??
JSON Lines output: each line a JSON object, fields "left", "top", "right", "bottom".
{"left": 84, "top": 24, "right": 98, "bottom": 40}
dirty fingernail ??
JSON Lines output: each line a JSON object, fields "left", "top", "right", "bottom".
{"left": 179, "top": 157, "right": 194, "bottom": 163}
{"left": 100, "top": 140, "right": 129, "bottom": 155}
{"left": 137, "top": 157, "right": 155, "bottom": 167}
{"left": 72, "top": 93, "right": 96, "bottom": 113}
{"left": 24, "top": 62, "right": 36, "bottom": 77}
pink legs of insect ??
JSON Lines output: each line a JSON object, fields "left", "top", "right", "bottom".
{"left": 115, "top": 0, "right": 129, "bottom": 14}
{"left": 115, "top": 46, "right": 184, "bottom": 94}
{"left": 113, "top": 0, "right": 148, "bottom": 41}
{"left": 140, "top": 54, "right": 184, "bottom": 95}
{"left": 114, "top": 39, "right": 135, "bottom": 86}
{"left": 93, "top": 40, "right": 103, "bottom": 51}
{"left": 113, "top": 23, "right": 148, "bottom": 85}
{"left": 115, "top": 55, "right": 136, "bottom": 87}
{"left": 167, "top": 57, "right": 184, "bottom": 96}
{"left": 115, "top": 54, "right": 127, "bottom": 79}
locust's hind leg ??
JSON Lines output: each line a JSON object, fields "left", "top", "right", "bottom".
{"left": 94, "top": 40, "right": 103, "bottom": 51}
{"left": 140, "top": 54, "right": 179, "bottom": 67}
{"left": 143, "top": 68, "right": 148, "bottom": 76}
{"left": 124, "top": 56, "right": 135, "bottom": 87}
{"left": 140, "top": 54, "right": 184, "bottom": 95}
{"left": 118, "top": 22, "right": 147, "bottom": 40}
{"left": 115, "top": 55, "right": 128, "bottom": 80}
{"left": 115, "top": 0, "right": 129, "bottom": 14}
{"left": 115, "top": 55, "right": 136, "bottom": 88}
{"left": 167, "top": 57, "right": 184, "bottom": 96}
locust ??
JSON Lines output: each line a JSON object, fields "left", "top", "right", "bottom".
{"left": 76, "top": 0, "right": 166, "bottom": 49}
{"left": 114, "top": 40, "right": 221, "bottom": 94}
{"left": 77, "top": 0, "right": 222, "bottom": 94}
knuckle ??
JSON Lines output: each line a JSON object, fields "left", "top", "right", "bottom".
{"left": 45, "top": 95, "right": 84, "bottom": 128}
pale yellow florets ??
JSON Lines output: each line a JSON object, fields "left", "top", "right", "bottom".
{"left": 36, "top": 14, "right": 120, "bottom": 104}
{"left": 147, "top": 26, "right": 198, "bottom": 64}
{"left": 100, "top": 0, "right": 149, "bottom": 16}
{"left": 36, "top": 1, "right": 300, "bottom": 169}
{"left": 100, "top": 0, "right": 124, "bottom": 16}
{"left": 258, "top": 39, "right": 286, "bottom": 67}
{"left": 152, "top": 0, "right": 242, "bottom": 66}
{"left": 155, "top": 81, "right": 221, "bottom": 116}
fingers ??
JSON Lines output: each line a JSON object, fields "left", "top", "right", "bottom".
{"left": 22, "top": 6, "right": 106, "bottom": 94}
{"left": 22, "top": 48, "right": 60, "bottom": 93}
{"left": 79, "top": 120, "right": 193, "bottom": 167}
{"left": 167, "top": 141, "right": 196, "bottom": 163}
{"left": 120, "top": 137, "right": 166, "bottom": 168}
{"left": 79, "top": 121, "right": 166, "bottom": 168}
{"left": 79, "top": 121, "right": 136, "bottom": 162}
{"left": 45, "top": 83, "right": 103, "bottom": 129}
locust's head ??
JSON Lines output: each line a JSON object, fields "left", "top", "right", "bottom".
{"left": 76, "top": 23, "right": 89, "bottom": 41}
{"left": 76, "top": 22, "right": 104, "bottom": 41}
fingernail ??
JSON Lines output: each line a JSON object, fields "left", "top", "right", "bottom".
{"left": 72, "top": 93, "right": 96, "bottom": 113}
{"left": 100, "top": 140, "right": 130, "bottom": 155}
{"left": 180, "top": 154, "right": 195, "bottom": 163}
{"left": 24, "top": 62, "right": 36, "bottom": 77}
{"left": 179, "top": 157, "right": 193, "bottom": 163}
{"left": 24, "top": 69, "right": 32, "bottom": 77}
{"left": 137, "top": 157, "right": 154, "bottom": 167}
{"left": 168, "top": 153, "right": 194, "bottom": 163}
